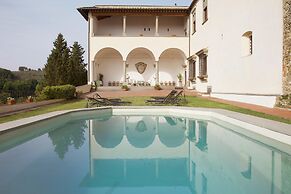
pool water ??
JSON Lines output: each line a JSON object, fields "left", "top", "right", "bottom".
{"left": 0, "top": 115, "right": 290, "bottom": 194}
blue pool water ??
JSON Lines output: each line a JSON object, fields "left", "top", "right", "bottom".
{"left": 0, "top": 114, "right": 290, "bottom": 194}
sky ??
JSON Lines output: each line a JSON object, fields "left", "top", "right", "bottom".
{"left": 0, "top": 0, "right": 192, "bottom": 71}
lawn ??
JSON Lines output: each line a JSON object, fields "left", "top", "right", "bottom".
{"left": 0, "top": 96, "right": 290, "bottom": 124}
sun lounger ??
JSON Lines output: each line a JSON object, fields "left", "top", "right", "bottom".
{"left": 92, "top": 93, "right": 121, "bottom": 102}
{"left": 87, "top": 97, "right": 131, "bottom": 107}
{"left": 150, "top": 90, "right": 177, "bottom": 100}
{"left": 146, "top": 90, "right": 184, "bottom": 105}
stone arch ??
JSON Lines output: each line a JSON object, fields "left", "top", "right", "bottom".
{"left": 92, "top": 117, "right": 124, "bottom": 148}
{"left": 158, "top": 48, "right": 187, "bottom": 86}
{"left": 125, "top": 116, "right": 156, "bottom": 148}
{"left": 94, "top": 47, "right": 124, "bottom": 86}
{"left": 126, "top": 47, "right": 156, "bottom": 61}
{"left": 158, "top": 117, "right": 186, "bottom": 148}
{"left": 125, "top": 47, "right": 157, "bottom": 86}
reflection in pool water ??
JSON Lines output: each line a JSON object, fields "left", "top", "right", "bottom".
{"left": 0, "top": 115, "right": 290, "bottom": 194}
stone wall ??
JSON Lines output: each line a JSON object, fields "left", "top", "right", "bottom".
{"left": 283, "top": 0, "right": 291, "bottom": 94}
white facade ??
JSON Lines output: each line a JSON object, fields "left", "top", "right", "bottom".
{"left": 188, "top": 0, "right": 283, "bottom": 107}
{"left": 79, "top": 0, "right": 284, "bottom": 107}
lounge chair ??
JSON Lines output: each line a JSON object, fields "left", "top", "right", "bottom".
{"left": 92, "top": 93, "right": 121, "bottom": 102}
{"left": 87, "top": 97, "right": 131, "bottom": 107}
{"left": 146, "top": 90, "right": 184, "bottom": 105}
{"left": 150, "top": 90, "right": 177, "bottom": 100}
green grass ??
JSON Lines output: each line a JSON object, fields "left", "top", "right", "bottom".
{"left": 122, "top": 96, "right": 291, "bottom": 124}
{"left": 0, "top": 100, "right": 87, "bottom": 124}
{"left": 0, "top": 96, "right": 290, "bottom": 124}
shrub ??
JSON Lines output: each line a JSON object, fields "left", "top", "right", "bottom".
{"left": 42, "top": 85, "right": 76, "bottom": 100}
{"left": 0, "top": 92, "right": 10, "bottom": 104}
{"left": 35, "top": 80, "right": 46, "bottom": 96}
{"left": 2, "top": 79, "right": 38, "bottom": 98}
{"left": 277, "top": 93, "right": 291, "bottom": 107}
{"left": 121, "top": 84, "right": 130, "bottom": 91}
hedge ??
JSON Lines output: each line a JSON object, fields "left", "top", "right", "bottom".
{"left": 41, "top": 85, "right": 76, "bottom": 100}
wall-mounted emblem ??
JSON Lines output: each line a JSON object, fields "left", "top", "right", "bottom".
{"left": 135, "top": 120, "right": 147, "bottom": 132}
{"left": 135, "top": 62, "right": 147, "bottom": 74}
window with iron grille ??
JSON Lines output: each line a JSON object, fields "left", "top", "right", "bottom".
{"left": 199, "top": 54, "right": 207, "bottom": 77}
{"left": 188, "top": 60, "right": 196, "bottom": 81}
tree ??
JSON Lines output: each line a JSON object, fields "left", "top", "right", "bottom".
{"left": 19, "top": 66, "right": 28, "bottom": 71}
{"left": 0, "top": 68, "right": 15, "bottom": 91}
{"left": 44, "top": 33, "right": 70, "bottom": 86}
{"left": 68, "top": 42, "right": 87, "bottom": 86}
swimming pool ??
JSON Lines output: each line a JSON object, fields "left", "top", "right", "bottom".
{"left": 0, "top": 108, "right": 290, "bottom": 194}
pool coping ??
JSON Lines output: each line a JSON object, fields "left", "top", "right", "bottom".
{"left": 0, "top": 106, "right": 290, "bottom": 146}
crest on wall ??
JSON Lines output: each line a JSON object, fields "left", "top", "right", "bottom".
{"left": 135, "top": 62, "right": 147, "bottom": 74}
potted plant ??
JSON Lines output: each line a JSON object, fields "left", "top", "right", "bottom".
{"left": 177, "top": 73, "right": 183, "bottom": 87}
{"left": 98, "top": 74, "right": 104, "bottom": 86}
{"left": 26, "top": 96, "right": 33, "bottom": 103}
{"left": 154, "top": 84, "right": 162, "bottom": 90}
{"left": 121, "top": 84, "right": 130, "bottom": 91}
{"left": 7, "top": 97, "right": 16, "bottom": 105}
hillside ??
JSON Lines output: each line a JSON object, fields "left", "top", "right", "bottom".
{"left": 13, "top": 71, "right": 44, "bottom": 81}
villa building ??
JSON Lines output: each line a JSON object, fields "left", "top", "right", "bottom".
{"left": 78, "top": 0, "right": 290, "bottom": 107}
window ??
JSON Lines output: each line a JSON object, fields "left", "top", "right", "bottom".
{"left": 192, "top": 8, "right": 196, "bottom": 34}
{"left": 197, "top": 49, "right": 208, "bottom": 80}
{"left": 199, "top": 55, "right": 207, "bottom": 77}
{"left": 188, "top": 59, "right": 196, "bottom": 81}
{"left": 241, "top": 31, "right": 253, "bottom": 56}
{"left": 203, "top": 0, "right": 208, "bottom": 23}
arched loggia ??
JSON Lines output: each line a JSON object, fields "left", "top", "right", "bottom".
{"left": 125, "top": 47, "right": 157, "bottom": 86}
{"left": 93, "top": 48, "right": 124, "bottom": 86}
{"left": 158, "top": 48, "right": 187, "bottom": 86}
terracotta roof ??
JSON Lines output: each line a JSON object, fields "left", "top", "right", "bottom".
{"left": 77, "top": 5, "right": 190, "bottom": 20}
{"left": 93, "top": 5, "right": 189, "bottom": 10}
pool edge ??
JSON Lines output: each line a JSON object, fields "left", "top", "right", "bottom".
{"left": 0, "top": 106, "right": 290, "bottom": 146}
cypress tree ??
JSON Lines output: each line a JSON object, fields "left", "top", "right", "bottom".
{"left": 44, "top": 33, "right": 70, "bottom": 86}
{"left": 68, "top": 42, "right": 87, "bottom": 86}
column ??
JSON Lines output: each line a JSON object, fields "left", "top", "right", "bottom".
{"left": 186, "top": 16, "right": 190, "bottom": 36}
{"left": 123, "top": 159, "right": 127, "bottom": 178}
{"left": 155, "top": 61, "right": 159, "bottom": 85}
{"left": 89, "top": 13, "right": 95, "bottom": 37}
{"left": 123, "top": 16, "right": 127, "bottom": 36}
{"left": 123, "top": 61, "right": 127, "bottom": 82}
{"left": 89, "top": 120, "right": 94, "bottom": 177}
{"left": 90, "top": 61, "right": 94, "bottom": 83}
{"left": 155, "top": 16, "right": 159, "bottom": 36}
{"left": 185, "top": 59, "right": 189, "bottom": 87}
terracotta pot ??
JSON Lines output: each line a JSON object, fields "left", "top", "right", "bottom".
{"left": 7, "top": 100, "right": 16, "bottom": 105}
